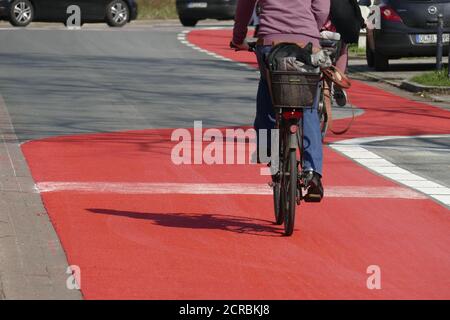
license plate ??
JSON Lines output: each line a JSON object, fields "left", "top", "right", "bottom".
{"left": 415, "top": 34, "right": 450, "bottom": 44}
{"left": 187, "top": 2, "right": 208, "bottom": 8}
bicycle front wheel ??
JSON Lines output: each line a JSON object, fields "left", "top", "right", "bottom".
{"left": 273, "top": 179, "right": 284, "bottom": 225}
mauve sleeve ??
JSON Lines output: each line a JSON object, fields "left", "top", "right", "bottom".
{"left": 232, "top": 0, "right": 258, "bottom": 44}
{"left": 311, "top": 0, "right": 331, "bottom": 30}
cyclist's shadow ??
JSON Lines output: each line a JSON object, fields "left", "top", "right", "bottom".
{"left": 87, "top": 208, "right": 284, "bottom": 237}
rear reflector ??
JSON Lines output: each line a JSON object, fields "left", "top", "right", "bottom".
{"left": 380, "top": 5, "right": 403, "bottom": 23}
{"left": 289, "top": 125, "right": 298, "bottom": 134}
{"left": 282, "top": 111, "right": 302, "bottom": 121}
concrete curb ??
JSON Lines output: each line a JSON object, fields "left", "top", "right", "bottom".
{"left": 400, "top": 80, "right": 450, "bottom": 95}
{"left": 351, "top": 69, "right": 450, "bottom": 103}
{"left": 0, "top": 95, "right": 82, "bottom": 300}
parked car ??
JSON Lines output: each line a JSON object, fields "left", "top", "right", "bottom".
{"left": 0, "top": 0, "right": 138, "bottom": 27}
{"left": 361, "top": 0, "right": 450, "bottom": 71}
{"left": 176, "top": 0, "right": 236, "bottom": 27}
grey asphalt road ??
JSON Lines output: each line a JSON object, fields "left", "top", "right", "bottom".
{"left": 366, "top": 136, "right": 450, "bottom": 188}
{"left": 0, "top": 25, "right": 257, "bottom": 141}
{"left": 0, "top": 23, "right": 360, "bottom": 142}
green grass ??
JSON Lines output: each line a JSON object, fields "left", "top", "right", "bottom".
{"left": 136, "top": 0, "right": 177, "bottom": 20}
{"left": 348, "top": 44, "right": 366, "bottom": 57}
{"left": 411, "top": 68, "right": 450, "bottom": 87}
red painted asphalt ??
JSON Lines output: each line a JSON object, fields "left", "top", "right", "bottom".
{"left": 21, "top": 29, "right": 450, "bottom": 299}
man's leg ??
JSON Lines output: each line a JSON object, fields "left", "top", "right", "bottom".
{"left": 302, "top": 102, "right": 324, "bottom": 202}
{"left": 334, "top": 43, "right": 349, "bottom": 107}
{"left": 336, "top": 43, "right": 349, "bottom": 73}
{"left": 302, "top": 106, "right": 323, "bottom": 176}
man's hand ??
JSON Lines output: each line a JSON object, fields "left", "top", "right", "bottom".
{"left": 230, "top": 40, "right": 250, "bottom": 51}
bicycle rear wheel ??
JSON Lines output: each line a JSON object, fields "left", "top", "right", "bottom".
{"left": 273, "top": 180, "right": 283, "bottom": 225}
{"left": 284, "top": 147, "right": 297, "bottom": 236}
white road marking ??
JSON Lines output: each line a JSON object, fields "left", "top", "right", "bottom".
{"left": 330, "top": 134, "right": 450, "bottom": 207}
{"left": 177, "top": 28, "right": 256, "bottom": 71}
{"left": 35, "top": 182, "right": 427, "bottom": 199}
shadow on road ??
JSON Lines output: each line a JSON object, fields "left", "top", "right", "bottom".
{"left": 87, "top": 208, "right": 285, "bottom": 237}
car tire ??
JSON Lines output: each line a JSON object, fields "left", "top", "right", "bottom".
{"left": 9, "top": 0, "right": 34, "bottom": 27}
{"left": 106, "top": 0, "right": 129, "bottom": 27}
{"left": 374, "top": 50, "right": 389, "bottom": 71}
{"left": 366, "top": 38, "right": 375, "bottom": 68}
{"left": 179, "top": 16, "right": 198, "bottom": 27}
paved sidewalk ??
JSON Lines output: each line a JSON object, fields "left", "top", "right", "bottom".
{"left": 0, "top": 95, "right": 81, "bottom": 299}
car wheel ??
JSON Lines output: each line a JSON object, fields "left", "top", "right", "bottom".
{"left": 9, "top": 0, "right": 34, "bottom": 27}
{"left": 106, "top": 0, "right": 129, "bottom": 27}
{"left": 374, "top": 50, "right": 389, "bottom": 71}
{"left": 366, "top": 38, "right": 374, "bottom": 68}
{"left": 179, "top": 16, "right": 198, "bottom": 27}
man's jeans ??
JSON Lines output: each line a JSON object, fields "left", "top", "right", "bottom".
{"left": 255, "top": 45, "right": 323, "bottom": 176}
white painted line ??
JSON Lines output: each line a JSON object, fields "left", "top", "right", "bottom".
{"left": 176, "top": 28, "right": 258, "bottom": 71}
{"left": 415, "top": 187, "right": 450, "bottom": 195}
{"left": 353, "top": 159, "right": 395, "bottom": 167}
{"left": 339, "top": 151, "right": 381, "bottom": 159}
{"left": 331, "top": 134, "right": 450, "bottom": 146}
{"left": 35, "top": 182, "right": 427, "bottom": 199}
{"left": 430, "top": 195, "right": 450, "bottom": 206}
{"left": 370, "top": 167, "right": 411, "bottom": 174}
{"left": 400, "top": 180, "right": 446, "bottom": 189}
{"left": 382, "top": 173, "right": 427, "bottom": 181}
{"left": 330, "top": 134, "right": 450, "bottom": 208}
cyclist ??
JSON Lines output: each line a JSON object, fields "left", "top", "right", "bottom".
{"left": 231, "top": 0, "right": 330, "bottom": 202}
{"left": 324, "top": 0, "right": 366, "bottom": 106}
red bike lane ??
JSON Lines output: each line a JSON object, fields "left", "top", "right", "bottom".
{"left": 20, "top": 29, "right": 450, "bottom": 299}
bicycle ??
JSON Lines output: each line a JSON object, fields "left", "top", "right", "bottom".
{"left": 231, "top": 39, "right": 342, "bottom": 236}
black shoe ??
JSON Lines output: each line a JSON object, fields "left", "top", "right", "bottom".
{"left": 303, "top": 171, "right": 324, "bottom": 203}
{"left": 333, "top": 86, "right": 347, "bottom": 107}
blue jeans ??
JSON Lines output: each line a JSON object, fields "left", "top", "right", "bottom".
{"left": 255, "top": 45, "right": 323, "bottom": 176}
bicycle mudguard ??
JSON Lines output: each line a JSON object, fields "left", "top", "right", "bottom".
{"left": 289, "top": 132, "right": 298, "bottom": 150}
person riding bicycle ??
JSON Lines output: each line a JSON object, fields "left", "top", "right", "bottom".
{"left": 323, "top": 0, "right": 366, "bottom": 106}
{"left": 231, "top": 0, "right": 330, "bottom": 201}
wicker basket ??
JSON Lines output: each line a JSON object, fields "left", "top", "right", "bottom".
{"left": 269, "top": 71, "right": 321, "bottom": 108}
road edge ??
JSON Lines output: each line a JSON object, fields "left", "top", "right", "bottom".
{"left": 0, "top": 95, "right": 82, "bottom": 300}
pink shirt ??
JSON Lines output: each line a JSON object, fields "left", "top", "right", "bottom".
{"left": 233, "top": 0, "right": 331, "bottom": 46}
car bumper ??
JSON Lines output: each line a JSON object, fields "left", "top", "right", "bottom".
{"left": 373, "top": 29, "right": 450, "bottom": 58}
{"left": 176, "top": 2, "right": 236, "bottom": 20}
{"left": 0, "top": 0, "right": 9, "bottom": 18}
